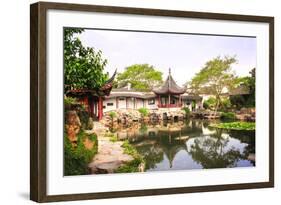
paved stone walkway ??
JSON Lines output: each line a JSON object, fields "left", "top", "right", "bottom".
{"left": 88, "top": 122, "right": 133, "bottom": 174}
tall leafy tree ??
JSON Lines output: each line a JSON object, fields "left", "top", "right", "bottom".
{"left": 190, "top": 56, "right": 237, "bottom": 114}
{"left": 231, "top": 68, "right": 255, "bottom": 108}
{"left": 64, "top": 28, "right": 108, "bottom": 92}
{"left": 116, "top": 64, "right": 163, "bottom": 91}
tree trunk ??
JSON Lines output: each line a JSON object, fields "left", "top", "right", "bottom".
{"left": 213, "top": 96, "right": 221, "bottom": 118}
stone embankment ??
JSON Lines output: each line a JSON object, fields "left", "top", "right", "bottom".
{"left": 235, "top": 108, "right": 255, "bottom": 122}
{"left": 101, "top": 109, "right": 186, "bottom": 127}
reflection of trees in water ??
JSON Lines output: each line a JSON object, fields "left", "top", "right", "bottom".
{"left": 132, "top": 141, "right": 164, "bottom": 170}
{"left": 115, "top": 120, "right": 255, "bottom": 170}
{"left": 228, "top": 130, "right": 255, "bottom": 165}
{"left": 189, "top": 129, "right": 243, "bottom": 168}
{"left": 189, "top": 129, "right": 255, "bottom": 168}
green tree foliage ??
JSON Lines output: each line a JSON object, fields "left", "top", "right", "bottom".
{"left": 64, "top": 132, "right": 98, "bottom": 175}
{"left": 231, "top": 68, "right": 255, "bottom": 108}
{"left": 138, "top": 108, "right": 149, "bottom": 117}
{"left": 116, "top": 64, "right": 163, "bottom": 91}
{"left": 190, "top": 56, "right": 237, "bottom": 114}
{"left": 203, "top": 97, "right": 217, "bottom": 109}
{"left": 64, "top": 28, "right": 108, "bottom": 92}
{"left": 182, "top": 107, "right": 191, "bottom": 118}
{"left": 189, "top": 129, "right": 243, "bottom": 168}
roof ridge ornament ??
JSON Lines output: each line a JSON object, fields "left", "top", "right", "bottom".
{"left": 152, "top": 67, "right": 186, "bottom": 95}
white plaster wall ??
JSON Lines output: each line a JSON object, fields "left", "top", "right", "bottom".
{"left": 103, "top": 98, "right": 116, "bottom": 112}
{"left": 136, "top": 99, "right": 144, "bottom": 109}
{"left": 118, "top": 98, "right": 127, "bottom": 109}
{"left": 127, "top": 98, "right": 135, "bottom": 109}
{"left": 145, "top": 99, "right": 158, "bottom": 110}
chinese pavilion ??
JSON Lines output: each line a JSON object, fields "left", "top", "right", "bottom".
{"left": 153, "top": 68, "right": 186, "bottom": 108}
{"left": 66, "top": 70, "right": 117, "bottom": 121}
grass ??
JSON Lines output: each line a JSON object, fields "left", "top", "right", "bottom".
{"left": 64, "top": 131, "right": 98, "bottom": 175}
{"left": 114, "top": 140, "right": 145, "bottom": 173}
{"left": 209, "top": 121, "right": 255, "bottom": 131}
{"left": 105, "top": 132, "right": 118, "bottom": 142}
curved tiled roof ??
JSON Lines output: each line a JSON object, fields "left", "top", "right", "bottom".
{"left": 153, "top": 69, "right": 186, "bottom": 95}
{"left": 105, "top": 92, "right": 156, "bottom": 99}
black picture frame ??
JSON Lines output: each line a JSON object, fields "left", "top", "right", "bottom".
{"left": 30, "top": 1, "right": 274, "bottom": 202}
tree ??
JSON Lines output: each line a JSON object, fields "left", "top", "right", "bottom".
{"left": 64, "top": 28, "right": 108, "bottom": 92}
{"left": 231, "top": 68, "right": 255, "bottom": 108}
{"left": 189, "top": 130, "right": 242, "bottom": 168}
{"left": 116, "top": 64, "right": 163, "bottom": 91}
{"left": 190, "top": 56, "right": 237, "bottom": 115}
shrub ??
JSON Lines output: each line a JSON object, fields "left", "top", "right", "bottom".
{"left": 221, "top": 98, "right": 232, "bottom": 110}
{"left": 138, "top": 108, "right": 149, "bottom": 117}
{"left": 64, "top": 96, "right": 79, "bottom": 111}
{"left": 109, "top": 111, "right": 117, "bottom": 119}
{"left": 114, "top": 140, "right": 145, "bottom": 173}
{"left": 203, "top": 97, "right": 217, "bottom": 110}
{"left": 77, "top": 110, "right": 90, "bottom": 130}
{"left": 64, "top": 131, "right": 98, "bottom": 175}
{"left": 182, "top": 107, "right": 190, "bottom": 117}
{"left": 220, "top": 112, "right": 236, "bottom": 120}
{"left": 64, "top": 96, "right": 77, "bottom": 105}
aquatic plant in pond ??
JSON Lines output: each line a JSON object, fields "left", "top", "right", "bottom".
{"left": 209, "top": 121, "right": 255, "bottom": 130}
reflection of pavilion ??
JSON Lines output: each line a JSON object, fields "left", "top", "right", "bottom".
{"left": 115, "top": 120, "right": 255, "bottom": 170}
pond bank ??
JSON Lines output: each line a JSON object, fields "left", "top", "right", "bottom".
{"left": 88, "top": 122, "right": 142, "bottom": 174}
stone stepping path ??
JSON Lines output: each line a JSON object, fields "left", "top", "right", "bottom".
{"left": 88, "top": 123, "right": 133, "bottom": 174}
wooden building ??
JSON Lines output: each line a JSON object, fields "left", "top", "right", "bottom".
{"left": 153, "top": 68, "right": 186, "bottom": 108}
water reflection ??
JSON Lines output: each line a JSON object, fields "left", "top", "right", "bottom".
{"left": 113, "top": 120, "right": 255, "bottom": 172}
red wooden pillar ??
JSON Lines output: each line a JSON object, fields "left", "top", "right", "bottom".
{"left": 98, "top": 96, "right": 103, "bottom": 121}
{"left": 84, "top": 96, "right": 89, "bottom": 112}
{"left": 157, "top": 95, "right": 160, "bottom": 107}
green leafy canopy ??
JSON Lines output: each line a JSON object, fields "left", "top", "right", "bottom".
{"left": 116, "top": 64, "right": 163, "bottom": 91}
{"left": 64, "top": 28, "right": 108, "bottom": 91}
{"left": 190, "top": 56, "right": 237, "bottom": 93}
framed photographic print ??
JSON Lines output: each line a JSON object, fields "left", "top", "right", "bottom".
{"left": 30, "top": 1, "right": 274, "bottom": 202}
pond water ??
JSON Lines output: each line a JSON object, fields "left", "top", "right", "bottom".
{"left": 113, "top": 120, "right": 255, "bottom": 172}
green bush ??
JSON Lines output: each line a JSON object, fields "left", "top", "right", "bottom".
{"left": 182, "top": 107, "right": 190, "bottom": 117}
{"left": 64, "top": 131, "right": 98, "bottom": 176}
{"left": 221, "top": 98, "right": 232, "bottom": 110}
{"left": 220, "top": 112, "right": 236, "bottom": 120}
{"left": 138, "top": 108, "right": 149, "bottom": 117}
{"left": 64, "top": 96, "right": 77, "bottom": 105}
{"left": 77, "top": 110, "right": 90, "bottom": 130}
{"left": 109, "top": 111, "right": 117, "bottom": 119}
{"left": 114, "top": 140, "right": 144, "bottom": 173}
{"left": 203, "top": 97, "right": 217, "bottom": 109}
{"left": 115, "top": 158, "right": 143, "bottom": 173}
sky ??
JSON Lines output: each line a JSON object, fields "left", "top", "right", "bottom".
{"left": 79, "top": 29, "right": 256, "bottom": 86}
